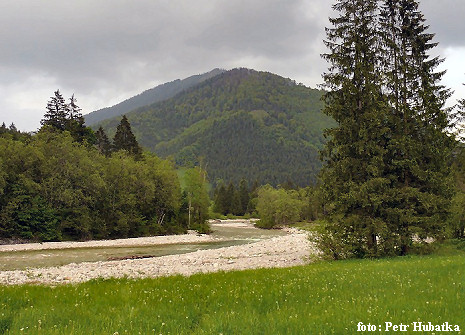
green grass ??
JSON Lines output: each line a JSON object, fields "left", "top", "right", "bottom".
{"left": 1, "top": 246, "right": 465, "bottom": 334}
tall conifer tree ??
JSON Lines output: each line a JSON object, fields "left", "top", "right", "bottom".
{"left": 319, "top": 0, "right": 455, "bottom": 258}
{"left": 213, "top": 182, "right": 229, "bottom": 215}
{"left": 320, "top": 0, "right": 390, "bottom": 258}
{"left": 95, "top": 126, "right": 112, "bottom": 157}
{"left": 113, "top": 115, "right": 142, "bottom": 159}
{"left": 41, "top": 90, "right": 69, "bottom": 131}
{"left": 379, "top": 0, "right": 455, "bottom": 254}
{"left": 238, "top": 179, "right": 250, "bottom": 215}
{"left": 66, "top": 94, "right": 94, "bottom": 144}
{"left": 457, "top": 84, "right": 465, "bottom": 142}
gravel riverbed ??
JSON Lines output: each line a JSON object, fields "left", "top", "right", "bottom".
{"left": 0, "top": 221, "right": 318, "bottom": 285}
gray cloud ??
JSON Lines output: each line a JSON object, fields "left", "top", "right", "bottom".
{"left": 421, "top": 0, "right": 465, "bottom": 48}
{"left": 0, "top": 0, "right": 462, "bottom": 131}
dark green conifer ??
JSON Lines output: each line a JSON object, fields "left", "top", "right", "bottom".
{"left": 320, "top": 0, "right": 389, "bottom": 258}
{"left": 213, "top": 182, "right": 228, "bottom": 215}
{"left": 238, "top": 179, "right": 250, "bottom": 215}
{"left": 66, "top": 94, "right": 95, "bottom": 144}
{"left": 41, "top": 90, "right": 69, "bottom": 131}
{"left": 95, "top": 126, "right": 112, "bottom": 157}
{"left": 379, "top": 0, "right": 455, "bottom": 254}
{"left": 113, "top": 115, "right": 143, "bottom": 159}
{"left": 319, "top": 0, "right": 456, "bottom": 258}
{"left": 457, "top": 84, "right": 465, "bottom": 142}
{"left": 225, "top": 182, "right": 235, "bottom": 215}
{"left": 230, "top": 189, "right": 242, "bottom": 216}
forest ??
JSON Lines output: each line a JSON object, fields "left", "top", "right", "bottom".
{"left": 0, "top": 91, "right": 210, "bottom": 242}
{"left": 96, "top": 68, "right": 335, "bottom": 186}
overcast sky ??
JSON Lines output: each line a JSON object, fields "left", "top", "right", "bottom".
{"left": 1, "top": 0, "right": 464, "bottom": 131}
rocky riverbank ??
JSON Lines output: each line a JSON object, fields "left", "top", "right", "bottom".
{"left": 0, "top": 221, "right": 318, "bottom": 285}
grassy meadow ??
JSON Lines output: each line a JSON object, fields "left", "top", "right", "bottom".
{"left": 1, "top": 241, "right": 464, "bottom": 334}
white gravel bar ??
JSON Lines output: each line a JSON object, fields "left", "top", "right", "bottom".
{"left": 0, "top": 223, "right": 317, "bottom": 286}
{"left": 0, "top": 232, "right": 221, "bottom": 253}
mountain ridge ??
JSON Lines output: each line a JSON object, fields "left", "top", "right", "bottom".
{"left": 84, "top": 68, "right": 225, "bottom": 125}
{"left": 95, "top": 68, "right": 334, "bottom": 186}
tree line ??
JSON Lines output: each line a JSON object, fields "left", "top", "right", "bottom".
{"left": 212, "top": 180, "right": 322, "bottom": 227}
{"left": 0, "top": 91, "right": 209, "bottom": 242}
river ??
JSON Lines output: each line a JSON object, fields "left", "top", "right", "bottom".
{"left": 0, "top": 221, "right": 287, "bottom": 271}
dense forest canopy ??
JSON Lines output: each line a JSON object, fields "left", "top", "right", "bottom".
{"left": 95, "top": 68, "right": 335, "bottom": 187}
{"left": 0, "top": 94, "right": 210, "bottom": 242}
{"left": 85, "top": 69, "right": 225, "bottom": 126}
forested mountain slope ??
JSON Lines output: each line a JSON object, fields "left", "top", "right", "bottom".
{"left": 85, "top": 69, "right": 225, "bottom": 125}
{"left": 96, "top": 68, "right": 334, "bottom": 186}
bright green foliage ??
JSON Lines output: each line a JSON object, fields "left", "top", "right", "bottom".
{"left": 96, "top": 69, "right": 335, "bottom": 186}
{"left": 0, "top": 123, "right": 31, "bottom": 142}
{"left": 112, "top": 115, "right": 142, "bottom": 159}
{"left": 182, "top": 167, "right": 210, "bottom": 231}
{"left": 255, "top": 185, "right": 305, "bottom": 228}
{"left": 0, "top": 132, "right": 182, "bottom": 241}
{"left": 1, "top": 251, "right": 464, "bottom": 334}
{"left": 212, "top": 180, "right": 320, "bottom": 221}
{"left": 319, "top": 0, "right": 455, "bottom": 258}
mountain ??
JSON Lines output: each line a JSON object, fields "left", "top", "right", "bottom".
{"left": 84, "top": 68, "right": 225, "bottom": 125}
{"left": 95, "top": 68, "right": 335, "bottom": 186}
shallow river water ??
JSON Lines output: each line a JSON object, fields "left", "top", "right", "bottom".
{"left": 0, "top": 223, "right": 287, "bottom": 271}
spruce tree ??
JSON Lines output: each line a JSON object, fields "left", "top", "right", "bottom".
{"left": 379, "top": 0, "right": 454, "bottom": 254}
{"left": 213, "top": 182, "right": 228, "bottom": 215}
{"left": 225, "top": 182, "right": 235, "bottom": 215}
{"left": 95, "top": 126, "right": 112, "bottom": 157}
{"left": 319, "top": 0, "right": 455, "bottom": 258}
{"left": 457, "top": 84, "right": 465, "bottom": 142}
{"left": 238, "top": 179, "right": 250, "bottom": 215}
{"left": 230, "top": 190, "right": 242, "bottom": 216}
{"left": 113, "top": 115, "right": 142, "bottom": 159}
{"left": 8, "top": 123, "right": 18, "bottom": 133}
{"left": 68, "top": 94, "right": 82, "bottom": 121}
{"left": 41, "top": 90, "right": 69, "bottom": 131}
{"left": 66, "top": 94, "right": 94, "bottom": 144}
{"left": 0, "top": 123, "right": 6, "bottom": 135}
{"left": 320, "top": 0, "right": 390, "bottom": 258}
